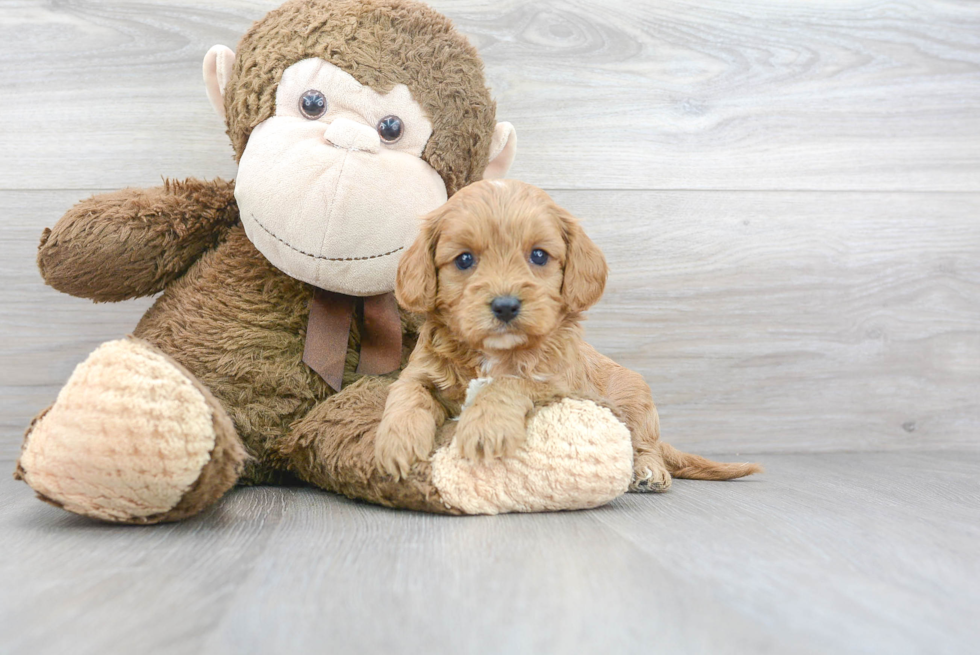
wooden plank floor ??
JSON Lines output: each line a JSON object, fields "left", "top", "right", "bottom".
{"left": 2, "top": 452, "right": 978, "bottom": 655}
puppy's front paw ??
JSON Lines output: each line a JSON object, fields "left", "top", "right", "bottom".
{"left": 455, "top": 403, "right": 527, "bottom": 461}
{"left": 375, "top": 409, "right": 436, "bottom": 480}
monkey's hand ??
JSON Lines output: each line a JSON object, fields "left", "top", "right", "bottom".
{"left": 454, "top": 380, "right": 533, "bottom": 461}
{"left": 38, "top": 178, "right": 238, "bottom": 302}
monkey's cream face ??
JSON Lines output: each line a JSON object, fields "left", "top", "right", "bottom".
{"left": 235, "top": 58, "right": 448, "bottom": 295}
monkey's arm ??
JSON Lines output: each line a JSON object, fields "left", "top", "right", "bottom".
{"left": 37, "top": 178, "right": 239, "bottom": 302}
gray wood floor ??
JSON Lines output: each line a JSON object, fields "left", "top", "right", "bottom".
{"left": 2, "top": 452, "right": 978, "bottom": 655}
{"left": 1, "top": 1, "right": 978, "bottom": 653}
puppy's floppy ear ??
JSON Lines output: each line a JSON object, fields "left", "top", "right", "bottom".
{"left": 395, "top": 208, "right": 444, "bottom": 313}
{"left": 558, "top": 207, "right": 608, "bottom": 313}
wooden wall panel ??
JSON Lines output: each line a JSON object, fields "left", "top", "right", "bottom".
{"left": 0, "top": 0, "right": 978, "bottom": 190}
{"left": 3, "top": 189, "right": 976, "bottom": 458}
{"left": 558, "top": 190, "right": 980, "bottom": 453}
{"left": 1, "top": 1, "right": 977, "bottom": 459}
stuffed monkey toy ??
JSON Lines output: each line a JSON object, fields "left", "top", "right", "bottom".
{"left": 14, "top": 0, "right": 635, "bottom": 523}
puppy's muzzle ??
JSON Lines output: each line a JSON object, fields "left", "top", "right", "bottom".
{"left": 490, "top": 295, "right": 521, "bottom": 323}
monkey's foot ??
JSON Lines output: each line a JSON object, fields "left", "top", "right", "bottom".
{"left": 430, "top": 398, "right": 634, "bottom": 514}
{"left": 15, "top": 337, "right": 247, "bottom": 524}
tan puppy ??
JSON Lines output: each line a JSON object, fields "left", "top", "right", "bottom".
{"left": 376, "top": 179, "right": 761, "bottom": 488}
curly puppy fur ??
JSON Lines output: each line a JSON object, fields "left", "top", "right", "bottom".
{"left": 375, "top": 180, "right": 763, "bottom": 488}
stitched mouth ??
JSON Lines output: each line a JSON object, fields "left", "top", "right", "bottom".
{"left": 248, "top": 212, "right": 405, "bottom": 262}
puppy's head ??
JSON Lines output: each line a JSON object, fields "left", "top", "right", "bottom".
{"left": 396, "top": 179, "right": 607, "bottom": 353}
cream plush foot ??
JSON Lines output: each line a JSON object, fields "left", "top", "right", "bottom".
{"left": 430, "top": 398, "right": 634, "bottom": 514}
{"left": 15, "top": 337, "right": 248, "bottom": 524}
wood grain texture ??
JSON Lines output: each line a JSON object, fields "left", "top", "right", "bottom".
{"left": 4, "top": 189, "right": 976, "bottom": 459}
{"left": 558, "top": 189, "right": 980, "bottom": 454}
{"left": 2, "top": 452, "right": 978, "bottom": 655}
{"left": 1, "top": 0, "right": 978, "bottom": 191}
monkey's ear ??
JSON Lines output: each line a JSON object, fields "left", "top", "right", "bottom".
{"left": 558, "top": 208, "right": 608, "bottom": 313}
{"left": 395, "top": 212, "right": 443, "bottom": 314}
{"left": 203, "top": 45, "right": 236, "bottom": 120}
{"left": 483, "top": 122, "right": 517, "bottom": 180}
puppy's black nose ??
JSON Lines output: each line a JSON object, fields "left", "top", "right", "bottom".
{"left": 490, "top": 296, "right": 521, "bottom": 323}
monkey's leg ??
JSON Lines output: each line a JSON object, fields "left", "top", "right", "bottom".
{"left": 279, "top": 380, "right": 635, "bottom": 515}
{"left": 15, "top": 337, "right": 248, "bottom": 524}
{"left": 277, "top": 376, "right": 459, "bottom": 514}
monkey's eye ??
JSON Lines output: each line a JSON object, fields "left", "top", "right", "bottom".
{"left": 377, "top": 115, "right": 403, "bottom": 143}
{"left": 299, "top": 90, "right": 327, "bottom": 119}
{"left": 454, "top": 252, "right": 475, "bottom": 271}
{"left": 530, "top": 249, "right": 550, "bottom": 266}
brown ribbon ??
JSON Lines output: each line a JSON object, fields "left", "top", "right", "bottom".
{"left": 303, "top": 288, "right": 403, "bottom": 392}
{"left": 356, "top": 292, "right": 404, "bottom": 377}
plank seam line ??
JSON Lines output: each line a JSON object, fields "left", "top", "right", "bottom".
{"left": 3, "top": 188, "right": 980, "bottom": 195}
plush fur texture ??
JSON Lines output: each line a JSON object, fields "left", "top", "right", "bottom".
{"left": 376, "top": 180, "right": 763, "bottom": 487}
{"left": 18, "top": 0, "right": 642, "bottom": 521}
{"left": 15, "top": 337, "right": 247, "bottom": 523}
{"left": 224, "top": 0, "right": 496, "bottom": 195}
{"left": 21, "top": 0, "right": 498, "bottom": 518}
{"left": 30, "top": 174, "right": 434, "bottom": 499}
{"left": 38, "top": 179, "right": 239, "bottom": 302}
{"left": 279, "top": 375, "right": 457, "bottom": 513}
{"left": 430, "top": 397, "right": 633, "bottom": 514}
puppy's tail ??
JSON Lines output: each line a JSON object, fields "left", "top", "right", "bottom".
{"left": 659, "top": 442, "right": 763, "bottom": 481}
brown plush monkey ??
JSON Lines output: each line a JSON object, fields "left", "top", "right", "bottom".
{"left": 15, "top": 0, "right": 635, "bottom": 522}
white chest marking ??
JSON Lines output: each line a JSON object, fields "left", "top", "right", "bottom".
{"left": 462, "top": 377, "right": 494, "bottom": 411}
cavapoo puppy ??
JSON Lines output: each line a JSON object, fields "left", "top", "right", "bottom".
{"left": 375, "top": 179, "right": 761, "bottom": 489}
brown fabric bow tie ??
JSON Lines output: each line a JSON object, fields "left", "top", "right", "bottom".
{"left": 302, "top": 288, "right": 403, "bottom": 392}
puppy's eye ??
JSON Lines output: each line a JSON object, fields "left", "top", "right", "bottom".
{"left": 299, "top": 90, "right": 327, "bottom": 119}
{"left": 454, "top": 252, "right": 475, "bottom": 270}
{"left": 529, "top": 248, "right": 549, "bottom": 266}
{"left": 377, "top": 115, "right": 403, "bottom": 143}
